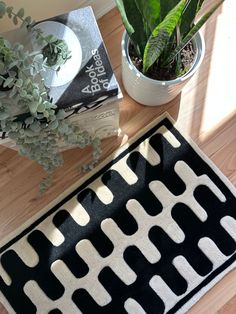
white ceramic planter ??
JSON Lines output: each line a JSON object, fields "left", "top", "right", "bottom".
{"left": 121, "top": 31, "right": 205, "bottom": 106}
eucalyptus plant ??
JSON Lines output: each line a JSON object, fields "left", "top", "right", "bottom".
{"left": 0, "top": 1, "right": 101, "bottom": 193}
{"left": 116, "top": 0, "right": 224, "bottom": 76}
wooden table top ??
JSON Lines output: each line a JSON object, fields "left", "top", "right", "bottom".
{"left": 0, "top": 1, "right": 236, "bottom": 313}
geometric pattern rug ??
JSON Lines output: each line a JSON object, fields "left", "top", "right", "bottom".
{"left": 0, "top": 112, "right": 235, "bottom": 314}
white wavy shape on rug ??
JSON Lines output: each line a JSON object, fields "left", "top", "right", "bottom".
{"left": 220, "top": 216, "right": 236, "bottom": 241}
{"left": 24, "top": 279, "right": 82, "bottom": 314}
{"left": 124, "top": 298, "right": 147, "bottom": 314}
{"left": 89, "top": 177, "right": 114, "bottom": 204}
{"left": 198, "top": 237, "right": 228, "bottom": 267}
{"left": 111, "top": 155, "right": 138, "bottom": 185}
{"left": 150, "top": 160, "right": 226, "bottom": 223}
{"left": 156, "top": 126, "right": 181, "bottom": 148}
{"left": 149, "top": 275, "right": 179, "bottom": 312}
{"left": 51, "top": 259, "right": 112, "bottom": 307}
{"left": 62, "top": 198, "right": 90, "bottom": 226}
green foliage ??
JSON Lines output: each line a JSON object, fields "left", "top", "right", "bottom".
{"left": 0, "top": 2, "right": 101, "bottom": 193}
{"left": 42, "top": 38, "right": 71, "bottom": 68}
{"left": 164, "top": 0, "right": 224, "bottom": 65}
{"left": 116, "top": 0, "right": 225, "bottom": 75}
{"left": 135, "top": 0, "right": 161, "bottom": 38}
{"left": 116, "top": 0, "right": 147, "bottom": 57}
{"left": 143, "top": 0, "right": 186, "bottom": 73}
{"left": 0, "top": 1, "right": 71, "bottom": 68}
{"left": 33, "top": 29, "right": 71, "bottom": 69}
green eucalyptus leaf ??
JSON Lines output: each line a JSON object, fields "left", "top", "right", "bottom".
{"left": 20, "top": 90, "right": 27, "bottom": 97}
{"left": 37, "top": 102, "right": 46, "bottom": 113}
{"left": 8, "top": 131, "right": 18, "bottom": 140}
{"left": 8, "top": 70, "right": 17, "bottom": 77}
{"left": 24, "top": 129, "right": 36, "bottom": 137}
{"left": 49, "top": 114, "right": 56, "bottom": 122}
{"left": 43, "top": 111, "right": 49, "bottom": 118}
{"left": 29, "top": 101, "right": 38, "bottom": 113}
{"left": 30, "top": 121, "right": 41, "bottom": 132}
{"left": 32, "top": 88, "right": 39, "bottom": 99}
{"left": 15, "top": 78, "right": 23, "bottom": 88}
{"left": 58, "top": 122, "right": 68, "bottom": 134}
{"left": 56, "top": 110, "right": 68, "bottom": 120}
{"left": 1, "top": 119, "right": 6, "bottom": 129}
{"left": 49, "top": 120, "right": 59, "bottom": 130}
{"left": 24, "top": 137, "right": 36, "bottom": 143}
{"left": 3, "top": 77, "right": 14, "bottom": 87}
{"left": 6, "top": 6, "right": 13, "bottom": 17}
{"left": 48, "top": 103, "right": 57, "bottom": 109}
{"left": 17, "top": 8, "right": 24, "bottom": 18}
{"left": 9, "top": 86, "right": 17, "bottom": 98}
{"left": 0, "top": 62, "right": 4, "bottom": 74}
{"left": 0, "top": 111, "right": 10, "bottom": 120}
{"left": 20, "top": 20, "right": 27, "bottom": 29}
{"left": 0, "top": 1, "right": 6, "bottom": 18}
{"left": 0, "top": 92, "right": 7, "bottom": 99}
{"left": 33, "top": 54, "right": 43, "bottom": 63}
{"left": 36, "top": 113, "right": 44, "bottom": 120}
{"left": 24, "top": 15, "right": 31, "bottom": 24}
{"left": 10, "top": 122, "right": 18, "bottom": 131}
{"left": 25, "top": 116, "right": 34, "bottom": 125}
{"left": 30, "top": 67, "right": 36, "bottom": 76}
{"left": 3, "top": 38, "right": 11, "bottom": 48}
{"left": 13, "top": 15, "right": 18, "bottom": 25}
{"left": 24, "top": 78, "right": 31, "bottom": 87}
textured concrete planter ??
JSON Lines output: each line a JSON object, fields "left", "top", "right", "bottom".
{"left": 121, "top": 31, "right": 205, "bottom": 106}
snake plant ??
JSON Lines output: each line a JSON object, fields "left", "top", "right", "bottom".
{"left": 116, "top": 0, "right": 224, "bottom": 75}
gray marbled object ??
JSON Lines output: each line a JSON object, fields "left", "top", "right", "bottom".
{"left": 39, "top": 6, "right": 119, "bottom": 114}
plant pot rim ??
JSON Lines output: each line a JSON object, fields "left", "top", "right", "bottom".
{"left": 121, "top": 30, "right": 205, "bottom": 86}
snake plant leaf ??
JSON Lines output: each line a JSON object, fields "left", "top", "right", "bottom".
{"left": 164, "top": 0, "right": 224, "bottom": 65}
{"left": 181, "top": 0, "right": 199, "bottom": 36}
{"left": 180, "top": 0, "right": 207, "bottom": 36}
{"left": 143, "top": 0, "right": 186, "bottom": 74}
{"left": 116, "top": 0, "right": 147, "bottom": 57}
{"left": 134, "top": 0, "right": 161, "bottom": 34}
{"left": 160, "top": 0, "right": 180, "bottom": 20}
{"left": 197, "top": 0, "right": 205, "bottom": 12}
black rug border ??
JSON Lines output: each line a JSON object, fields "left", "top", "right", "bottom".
{"left": 167, "top": 253, "right": 236, "bottom": 314}
{"left": 1, "top": 115, "right": 235, "bottom": 314}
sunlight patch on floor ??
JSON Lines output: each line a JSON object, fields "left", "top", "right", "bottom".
{"left": 200, "top": 0, "right": 236, "bottom": 136}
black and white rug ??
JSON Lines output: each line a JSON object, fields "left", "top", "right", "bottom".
{"left": 0, "top": 113, "right": 236, "bottom": 314}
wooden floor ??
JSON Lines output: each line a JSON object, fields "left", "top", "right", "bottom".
{"left": 0, "top": 0, "right": 236, "bottom": 313}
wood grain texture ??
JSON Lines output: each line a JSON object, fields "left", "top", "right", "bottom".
{"left": 0, "top": 0, "right": 235, "bottom": 313}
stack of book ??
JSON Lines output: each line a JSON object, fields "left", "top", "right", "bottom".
{"left": 0, "top": 6, "right": 122, "bottom": 150}
{"left": 45, "top": 6, "right": 122, "bottom": 139}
